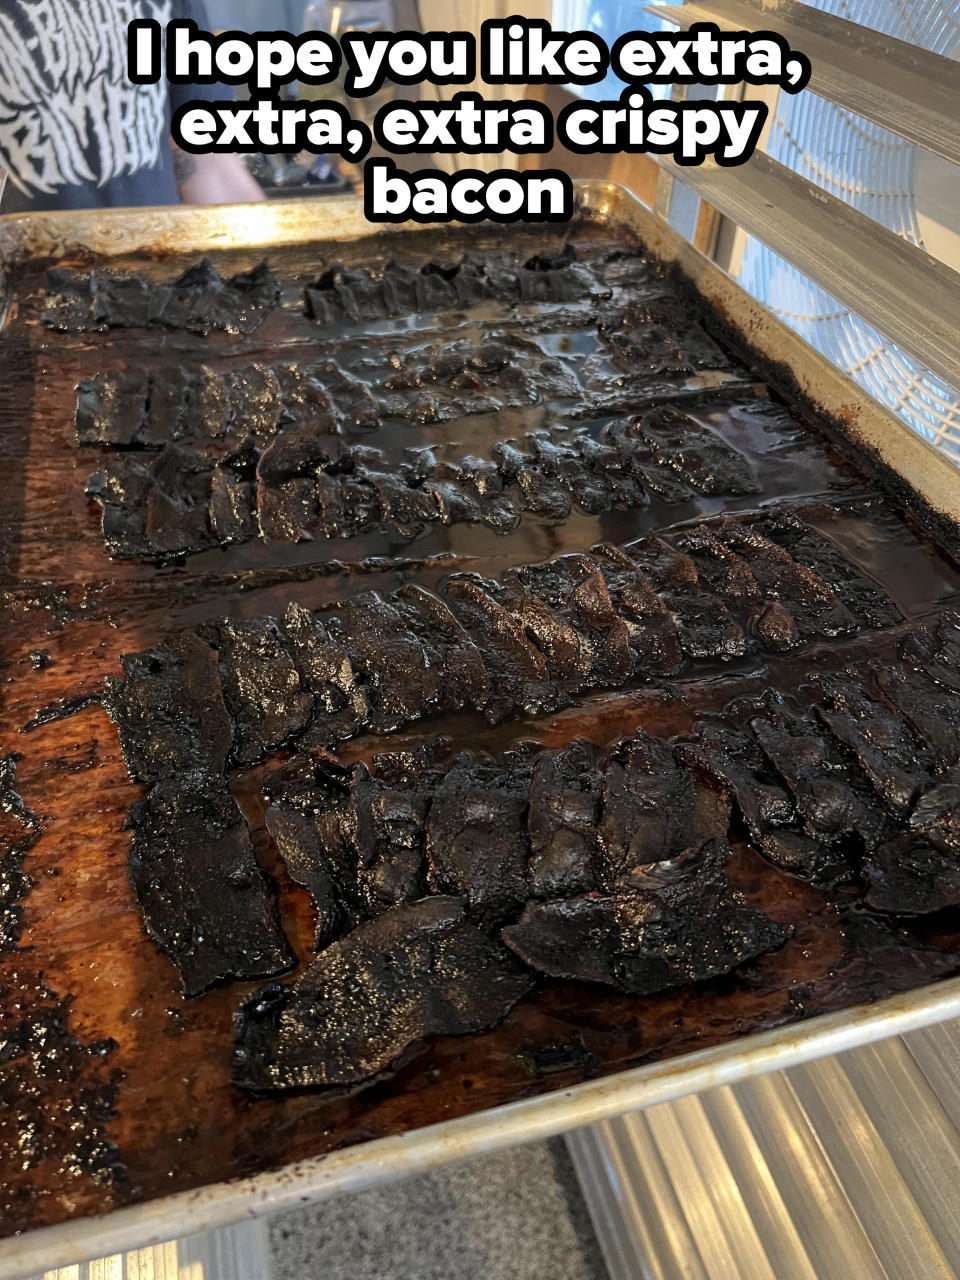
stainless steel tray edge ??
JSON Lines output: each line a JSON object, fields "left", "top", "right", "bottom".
{"left": 5, "top": 978, "right": 960, "bottom": 1279}
{"left": 3, "top": 180, "right": 960, "bottom": 1275}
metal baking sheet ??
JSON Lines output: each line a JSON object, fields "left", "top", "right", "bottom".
{"left": 3, "top": 180, "right": 960, "bottom": 1277}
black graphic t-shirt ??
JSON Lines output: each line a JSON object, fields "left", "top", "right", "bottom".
{"left": 0, "top": 0, "right": 218, "bottom": 213}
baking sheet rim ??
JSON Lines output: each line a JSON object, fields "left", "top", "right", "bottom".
{"left": 4, "top": 180, "right": 960, "bottom": 1273}
{"left": 5, "top": 977, "right": 960, "bottom": 1278}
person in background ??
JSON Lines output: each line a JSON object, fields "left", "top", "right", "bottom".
{"left": 0, "top": 0, "right": 264, "bottom": 213}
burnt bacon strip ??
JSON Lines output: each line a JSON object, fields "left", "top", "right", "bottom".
{"left": 564, "top": 560, "right": 636, "bottom": 688}
{"left": 676, "top": 668, "right": 960, "bottom": 898}
{"left": 76, "top": 370, "right": 149, "bottom": 447}
{"left": 865, "top": 662, "right": 960, "bottom": 773}
{"left": 759, "top": 510, "right": 899, "bottom": 631}
{"left": 394, "top": 584, "right": 491, "bottom": 714}
{"left": 513, "top": 551, "right": 650, "bottom": 685}
{"left": 744, "top": 695, "right": 880, "bottom": 847}
{"left": 710, "top": 518, "right": 858, "bottom": 641}
{"left": 253, "top": 660, "right": 960, "bottom": 978}
{"left": 677, "top": 523, "right": 804, "bottom": 653}
{"left": 631, "top": 405, "right": 760, "bottom": 497}
{"left": 425, "top": 753, "right": 533, "bottom": 927}
{"left": 196, "top": 617, "right": 313, "bottom": 769}
{"left": 103, "top": 631, "right": 233, "bottom": 782}
{"left": 110, "top": 513, "right": 899, "bottom": 786}
{"left": 264, "top": 742, "right": 445, "bottom": 935}
{"left": 679, "top": 719, "right": 792, "bottom": 845}
{"left": 81, "top": 363, "right": 343, "bottom": 558}
{"left": 597, "top": 300, "right": 734, "bottom": 381}
{"left": 263, "top": 755, "right": 362, "bottom": 947}
{"left": 667, "top": 514, "right": 874, "bottom": 653}
{"left": 261, "top": 743, "right": 501, "bottom": 935}
{"left": 901, "top": 611, "right": 960, "bottom": 695}
{"left": 441, "top": 574, "right": 566, "bottom": 720}
{"left": 45, "top": 258, "right": 280, "bottom": 334}
{"left": 280, "top": 602, "right": 371, "bottom": 749}
{"left": 233, "top": 897, "right": 534, "bottom": 1091}
{"left": 127, "top": 772, "right": 292, "bottom": 997}
{"left": 865, "top": 768, "right": 960, "bottom": 913}
{"left": 856, "top": 763, "right": 960, "bottom": 908}
{"left": 86, "top": 451, "right": 189, "bottom": 561}
{"left": 712, "top": 511, "right": 890, "bottom": 648}
{"left": 77, "top": 361, "right": 346, "bottom": 452}
{"left": 502, "top": 839, "right": 788, "bottom": 997}
{"left": 589, "top": 544, "right": 684, "bottom": 677}
{"left": 814, "top": 672, "right": 934, "bottom": 817}
{"left": 498, "top": 569, "right": 594, "bottom": 687}
{"left": 353, "top": 753, "right": 434, "bottom": 911}
{"left": 864, "top": 834, "right": 960, "bottom": 915}
{"left": 599, "top": 734, "right": 730, "bottom": 885}
{"left": 678, "top": 708, "right": 864, "bottom": 887}
{"left": 303, "top": 248, "right": 606, "bottom": 327}
{"left": 259, "top": 732, "right": 757, "bottom": 955}
{"left": 626, "top": 534, "right": 747, "bottom": 660}
{"left": 81, "top": 400, "right": 771, "bottom": 560}
{"left": 910, "top": 767, "right": 960, "bottom": 855}
{"left": 258, "top": 735, "right": 732, "bottom": 953}
{"left": 527, "top": 740, "right": 603, "bottom": 899}
{"left": 380, "top": 341, "right": 554, "bottom": 426}
{"left": 326, "top": 591, "right": 440, "bottom": 734}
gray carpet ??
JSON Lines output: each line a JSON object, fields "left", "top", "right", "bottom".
{"left": 268, "top": 1138, "right": 609, "bottom": 1280}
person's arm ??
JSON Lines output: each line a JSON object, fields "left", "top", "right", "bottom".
{"left": 172, "top": 145, "right": 265, "bottom": 205}
{"left": 166, "top": 1, "right": 265, "bottom": 205}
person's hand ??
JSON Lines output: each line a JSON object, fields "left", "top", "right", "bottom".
{"left": 173, "top": 146, "right": 266, "bottom": 204}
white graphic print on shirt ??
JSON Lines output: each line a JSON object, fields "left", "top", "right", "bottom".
{"left": 0, "top": 0, "right": 171, "bottom": 196}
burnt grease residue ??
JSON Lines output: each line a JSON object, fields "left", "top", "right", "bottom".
{"left": 0, "top": 753, "right": 40, "bottom": 950}
{"left": 4, "top": 220, "right": 960, "bottom": 1238}
{"left": 0, "top": 759, "right": 124, "bottom": 1219}
{"left": 0, "top": 970, "right": 124, "bottom": 1225}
